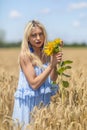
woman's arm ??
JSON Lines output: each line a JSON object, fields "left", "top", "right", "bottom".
{"left": 50, "top": 66, "right": 58, "bottom": 82}
{"left": 20, "top": 54, "right": 54, "bottom": 90}
{"left": 20, "top": 52, "right": 62, "bottom": 90}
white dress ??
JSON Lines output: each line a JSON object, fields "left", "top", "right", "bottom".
{"left": 12, "top": 64, "right": 58, "bottom": 128}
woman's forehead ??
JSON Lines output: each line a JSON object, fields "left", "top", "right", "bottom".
{"left": 31, "top": 26, "right": 43, "bottom": 33}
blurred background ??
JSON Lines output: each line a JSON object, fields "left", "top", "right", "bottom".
{"left": 0, "top": 0, "right": 87, "bottom": 47}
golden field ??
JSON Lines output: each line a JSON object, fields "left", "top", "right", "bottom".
{"left": 0, "top": 47, "right": 87, "bottom": 130}
{"left": 0, "top": 47, "right": 87, "bottom": 76}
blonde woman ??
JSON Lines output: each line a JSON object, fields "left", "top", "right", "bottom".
{"left": 12, "top": 20, "right": 63, "bottom": 127}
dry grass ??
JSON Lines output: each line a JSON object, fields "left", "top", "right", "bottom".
{"left": 0, "top": 47, "right": 87, "bottom": 130}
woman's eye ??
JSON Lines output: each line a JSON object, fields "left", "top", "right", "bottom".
{"left": 39, "top": 32, "right": 43, "bottom": 36}
{"left": 31, "top": 32, "right": 43, "bottom": 38}
{"left": 31, "top": 34, "right": 37, "bottom": 38}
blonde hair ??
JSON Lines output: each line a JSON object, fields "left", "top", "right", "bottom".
{"left": 20, "top": 20, "right": 49, "bottom": 67}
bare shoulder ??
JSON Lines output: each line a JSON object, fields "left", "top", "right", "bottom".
{"left": 19, "top": 52, "right": 25, "bottom": 64}
{"left": 19, "top": 52, "right": 31, "bottom": 66}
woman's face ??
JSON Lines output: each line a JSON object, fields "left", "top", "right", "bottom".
{"left": 29, "top": 26, "right": 45, "bottom": 49}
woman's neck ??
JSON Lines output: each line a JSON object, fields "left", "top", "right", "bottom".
{"left": 33, "top": 47, "right": 41, "bottom": 57}
{"left": 33, "top": 47, "right": 47, "bottom": 64}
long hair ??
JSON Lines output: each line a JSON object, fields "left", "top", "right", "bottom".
{"left": 20, "top": 20, "right": 49, "bottom": 67}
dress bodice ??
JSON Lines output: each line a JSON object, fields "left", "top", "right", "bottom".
{"left": 14, "top": 63, "right": 58, "bottom": 99}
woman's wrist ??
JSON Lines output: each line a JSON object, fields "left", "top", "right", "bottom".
{"left": 49, "top": 64, "right": 58, "bottom": 75}
{"left": 52, "top": 65, "right": 57, "bottom": 75}
{"left": 50, "top": 65, "right": 58, "bottom": 81}
{"left": 49, "top": 63, "right": 55, "bottom": 69}
{"left": 53, "top": 65, "right": 57, "bottom": 70}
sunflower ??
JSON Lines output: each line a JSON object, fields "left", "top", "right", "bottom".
{"left": 44, "top": 41, "right": 54, "bottom": 56}
{"left": 54, "top": 38, "right": 62, "bottom": 45}
{"left": 44, "top": 38, "right": 62, "bottom": 56}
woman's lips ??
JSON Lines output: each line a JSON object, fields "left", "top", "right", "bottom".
{"left": 36, "top": 41, "right": 41, "bottom": 44}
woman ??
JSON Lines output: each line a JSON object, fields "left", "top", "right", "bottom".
{"left": 12, "top": 20, "right": 63, "bottom": 127}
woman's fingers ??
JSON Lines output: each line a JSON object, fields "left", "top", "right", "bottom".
{"left": 50, "top": 52, "right": 63, "bottom": 66}
{"left": 55, "top": 52, "right": 63, "bottom": 63}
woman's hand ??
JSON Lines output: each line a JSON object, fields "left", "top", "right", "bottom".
{"left": 50, "top": 51, "right": 63, "bottom": 68}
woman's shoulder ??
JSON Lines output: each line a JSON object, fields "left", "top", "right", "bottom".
{"left": 19, "top": 52, "right": 31, "bottom": 65}
{"left": 19, "top": 52, "right": 24, "bottom": 63}
{"left": 19, "top": 52, "right": 26, "bottom": 61}
{"left": 19, "top": 52, "right": 25, "bottom": 67}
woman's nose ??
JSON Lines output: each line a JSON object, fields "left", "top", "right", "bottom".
{"left": 36, "top": 34, "right": 40, "bottom": 39}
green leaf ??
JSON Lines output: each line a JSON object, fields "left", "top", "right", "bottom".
{"left": 57, "top": 66, "right": 72, "bottom": 74}
{"left": 62, "top": 73, "right": 71, "bottom": 77}
{"left": 61, "top": 60, "right": 73, "bottom": 66}
{"left": 64, "top": 66, "right": 72, "bottom": 69}
{"left": 62, "top": 81, "right": 69, "bottom": 88}
{"left": 57, "top": 67, "right": 65, "bottom": 74}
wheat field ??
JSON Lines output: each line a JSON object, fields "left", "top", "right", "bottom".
{"left": 0, "top": 47, "right": 87, "bottom": 130}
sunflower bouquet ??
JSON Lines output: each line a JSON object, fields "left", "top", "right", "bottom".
{"left": 44, "top": 38, "right": 73, "bottom": 104}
